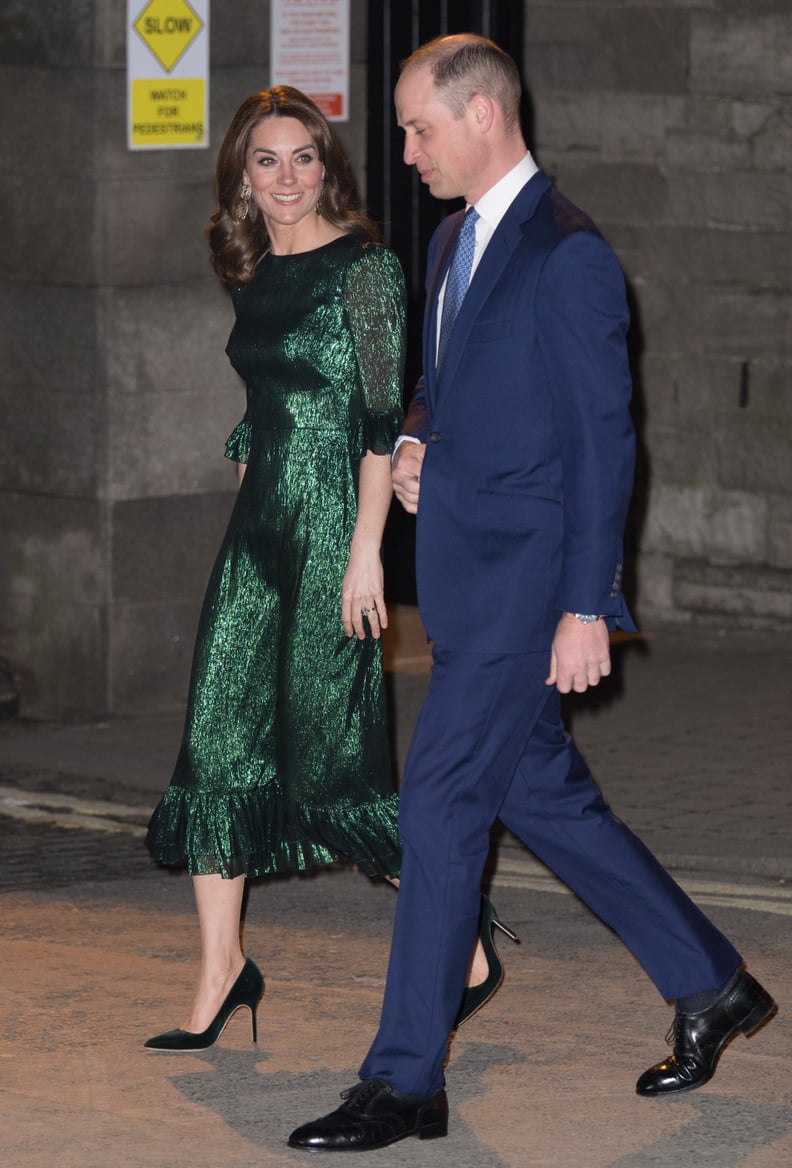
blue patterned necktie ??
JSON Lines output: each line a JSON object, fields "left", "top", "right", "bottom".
{"left": 437, "top": 206, "right": 479, "bottom": 369}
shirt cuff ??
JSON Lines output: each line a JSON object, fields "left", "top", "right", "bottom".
{"left": 392, "top": 434, "right": 421, "bottom": 463}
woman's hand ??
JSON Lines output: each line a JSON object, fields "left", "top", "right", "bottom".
{"left": 342, "top": 546, "right": 387, "bottom": 640}
{"left": 342, "top": 450, "right": 393, "bottom": 639}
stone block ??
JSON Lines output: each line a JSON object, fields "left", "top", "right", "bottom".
{"left": 768, "top": 496, "right": 792, "bottom": 570}
{"left": 632, "top": 551, "right": 676, "bottom": 618}
{"left": 0, "top": 67, "right": 96, "bottom": 183}
{"left": 691, "top": 13, "right": 792, "bottom": 96}
{"left": 536, "top": 93, "right": 687, "bottom": 160}
{"left": 715, "top": 417, "right": 792, "bottom": 495}
{"left": 685, "top": 288, "right": 790, "bottom": 360}
{"left": 100, "top": 176, "right": 213, "bottom": 285}
{"left": 730, "top": 101, "right": 778, "bottom": 140}
{"left": 644, "top": 422, "right": 719, "bottom": 487}
{"left": 94, "top": 0, "right": 123, "bottom": 68}
{"left": 22, "top": 176, "right": 100, "bottom": 286}
{"left": 644, "top": 484, "right": 767, "bottom": 562}
{"left": 609, "top": 226, "right": 792, "bottom": 290}
{"left": 552, "top": 162, "right": 668, "bottom": 228}
{"left": 104, "top": 282, "right": 242, "bottom": 499}
{"left": 0, "top": 493, "right": 106, "bottom": 718}
{"left": 646, "top": 356, "right": 792, "bottom": 422}
{"left": 524, "top": 5, "right": 690, "bottom": 95}
{"left": 350, "top": 0, "right": 367, "bottom": 63}
{"left": 0, "top": 493, "right": 102, "bottom": 604}
{"left": 204, "top": 0, "right": 269, "bottom": 68}
{"left": 601, "top": 95, "right": 688, "bottom": 159}
{"left": 111, "top": 492, "right": 235, "bottom": 606}
{"left": 21, "top": 597, "right": 108, "bottom": 718}
{"left": 674, "top": 560, "right": 792, "bottom": 624}
{"left": 109, "top": 598, "right": 198, "bottom": 713}
{"left": 752, "top": 105, "right": 792, "bottom": 172}
{"left": 533, "top": 94, "right": 606, "bottom": 156}
{"left": 638, "top": 354, "right": 740, "bottom": 423}
{"left": 738, "top": 360, "right": 792, "bottom": 420}
{"left": 334, "top": 63, "right": 367, "bottom": 190}
{"left": 632, "top": 279, "right": 789, "bottom": 359}
{"left": 667, "top": 171, "right": 792, "bottom": 231}
{"left": 0, "top": 0, "right": 97, "bottom": 68}
{"left": 717, "top": 0, "right": 792, "bottom": 13}
{"left": 665, "top": 129, "right": 752, "bottom": 172}
{"left": 0, "top": 283, "right": 101, "bottom": 496}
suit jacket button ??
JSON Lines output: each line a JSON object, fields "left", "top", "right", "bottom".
{"left": 429, "top": 431, "right": 441, "bottom": 443}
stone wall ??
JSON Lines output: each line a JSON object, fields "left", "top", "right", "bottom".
{"left": 1, "top": 1, "right": 790, "bottom": 719}
{"left": 523, "top": 1, "right": 792, "bottom": 628}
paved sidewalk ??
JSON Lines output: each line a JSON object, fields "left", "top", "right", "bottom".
{"left": 0, "top": 617, "right": 790, "bottom": 1167}
{"left": 2, "top": 618, "right": 790, "bottom": 879}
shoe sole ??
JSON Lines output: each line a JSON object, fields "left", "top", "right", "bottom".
{"left": 288, "top": 1120, "right": 448, "bottom": 1151}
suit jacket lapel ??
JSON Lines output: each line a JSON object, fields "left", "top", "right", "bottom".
{"left": 433, "top": 172, "right": 551, "bottom": 405}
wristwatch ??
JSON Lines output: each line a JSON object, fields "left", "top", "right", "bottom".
{"left": 572, "top": 613, "right": 602, "bottom": 624}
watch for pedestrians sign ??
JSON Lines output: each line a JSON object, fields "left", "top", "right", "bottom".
{"left": 127, "top": 0, "right": 209, "bottom": 150}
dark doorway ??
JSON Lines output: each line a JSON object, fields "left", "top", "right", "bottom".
{"left": 366, "top": 2, "right": 526, "bottom": 602}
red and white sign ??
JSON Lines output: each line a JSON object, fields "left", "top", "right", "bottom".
{"left": 270, "top": 0, "right": 350, "bottom": 121}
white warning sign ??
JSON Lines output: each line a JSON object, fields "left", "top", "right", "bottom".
{"left": 127, "top": 0, "right": 210, "bottom": 150}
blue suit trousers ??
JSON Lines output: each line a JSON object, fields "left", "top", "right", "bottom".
{"left": 359, "top": 645, "right": 741, "bottom": 1096}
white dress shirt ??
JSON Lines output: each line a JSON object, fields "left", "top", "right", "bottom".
{"left": 435, "top": 151, "right": 540, "bottom": 351}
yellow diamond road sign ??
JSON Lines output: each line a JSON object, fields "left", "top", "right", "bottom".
{"left": 134, "top": 0, "right": 204, "bottom": 74}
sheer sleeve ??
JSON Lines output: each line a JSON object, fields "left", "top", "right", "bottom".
{"left": 344, "top": 245, "right": 406, "bottom": 454}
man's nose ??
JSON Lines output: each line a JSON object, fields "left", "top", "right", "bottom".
{"left": 403, "top": 136, "right": 419, "bottom": 166}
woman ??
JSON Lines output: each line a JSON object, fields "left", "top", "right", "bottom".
{"left": 144, "top": 88, "right": 511, "bottom": 1051}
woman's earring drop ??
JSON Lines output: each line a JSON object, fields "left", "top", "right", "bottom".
{"left": 233, "top": 183, "right": 252, "bottom": 222}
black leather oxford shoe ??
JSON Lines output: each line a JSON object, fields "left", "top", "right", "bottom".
{"left": 287, "top": 1078, "right": 449, "bottom": 1151}
{"left": 636, "top": 968, "right": 776, "bottom": 1097}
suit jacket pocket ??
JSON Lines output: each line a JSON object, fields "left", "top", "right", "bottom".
{"left": 474, "top": 489, "right": 562, "bottom": 533}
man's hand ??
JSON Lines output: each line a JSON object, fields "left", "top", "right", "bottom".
{"left": 392, "top": 441, "right": 426, "bottom": 514}
{"left": 546, "top": 613, "right": 611, "bottom": 693}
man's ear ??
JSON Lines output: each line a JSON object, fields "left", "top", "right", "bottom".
{"left": 471, "top": 94, "right": 496, "bottom": 134}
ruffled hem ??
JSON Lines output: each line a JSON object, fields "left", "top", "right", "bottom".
{"left": 362, "top": 409, "right": 403, "bottom": 457}
{"left": 145, "top": 784, "right": 402, "bottom": 880}
{"left": 224, "top": 419, "right": 252, "bottom": 463}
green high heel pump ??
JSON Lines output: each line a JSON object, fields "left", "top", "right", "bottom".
{"left": 455, "top": 896, "right": 519, "bottom": 1028}
{"left": 144, "top": 957, "right": 264, "bottom": 1051}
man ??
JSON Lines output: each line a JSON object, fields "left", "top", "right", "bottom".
{"left": 289, "top": 34, "right": 776, "bottom": 1152}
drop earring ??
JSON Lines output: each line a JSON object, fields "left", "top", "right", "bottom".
{"left": 232, "top": 182, "right": 252, "bottom": 222}
{"left": 315, "top": 182, "right": 324, "bottom": 216}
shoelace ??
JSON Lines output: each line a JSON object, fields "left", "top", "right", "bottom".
{"left": 340, "top": 1080, "right": 387, "bottom": 1111}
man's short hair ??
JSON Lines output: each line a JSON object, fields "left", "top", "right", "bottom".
{"left": 401, "top": 34, "right": 522, "bottom": 129}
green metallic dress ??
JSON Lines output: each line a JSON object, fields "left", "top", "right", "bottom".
{"left": 145, "top": 235, "right": 405, "bottom": 880}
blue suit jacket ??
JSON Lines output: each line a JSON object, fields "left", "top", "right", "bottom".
{"left": 403, "top": 171, "right": 637, "bottom": 653}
